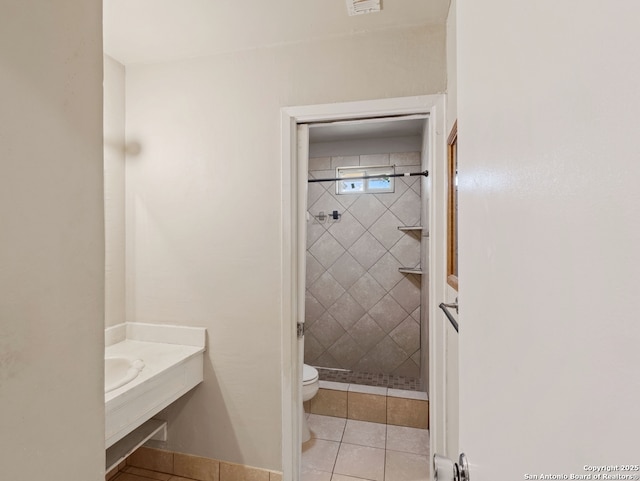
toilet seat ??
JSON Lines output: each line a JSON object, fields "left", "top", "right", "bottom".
{"left": 303, "top": 364, "right": 319, "bottom": 385}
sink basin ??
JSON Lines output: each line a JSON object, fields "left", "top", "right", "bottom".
{"left": 105, "top": 357, "right": 145, "bottom": 393}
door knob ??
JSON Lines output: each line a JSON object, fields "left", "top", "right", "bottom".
{"left": 433, "top": 453, "right": 470, "bottom": 481}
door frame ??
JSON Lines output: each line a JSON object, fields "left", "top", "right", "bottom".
{"left": 280, "top": 94, "right": 447, "bottom": 481}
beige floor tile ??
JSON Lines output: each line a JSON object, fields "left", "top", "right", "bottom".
{"left": 331, "top": 474, "right": 374, "bottom": 481}
{"left": 115, "top": 474, "right": 159, "bottom": 481}
{"left": 308, "top": 414, "right": 347, "bottom": 442}
{"left": 302, "top": 438, "right": 341, "bottom": 473}
{"left": 341, "top": 420, "right": 386, "bottom": 449}
{"left": 106, "top": 465, "right": 120, "bottom": 480}
{"left": 174, "top": 452, "right": 219, "bottom": 481}
{"left": 386, "top": 425, "right": 429, "bottom": 455}
{"left": 269, "top": 472, "right": 283, "bottom": 481}
{"left": 301, "top": 466, "right": 333, "bottom": 481}
{"left": 123, "top": 466, "right": 172, "bottom": 480}
{"left": 333, "top": 443, "right": 385, "bottom": 481}
{"left": 384, "top": 450, "right": 430, "bottom": 481}
{"left": 127, "top": 447, "right": 174, "bottom": 474}
{"left": 220, "top": 462, "right": 269, "bottom": 481}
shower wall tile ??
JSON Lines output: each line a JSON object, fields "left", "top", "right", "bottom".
{"left": 369, "top": 211, "right": 404, "bottom": 250}
{"left": 368, "top": 294, "right": 408, "bottom": 333}
{"left": 395, "top": 165, "right": 422, "bottom": 178}
{"left": 328, "top": 333, "right": 366, "bottom": 369}
{"left": 314, "top": 350, "right": 341, "bottom": 370}
{"left": 375, "top": 178, "right": 409, "bottom": 208}
{"left": 389, "top": 318, "right": 420, "bottom": 355}
{"left": 304, "top": 332, "right": 325, "bottom": 363}
{"left": 411, "top": 180, "right": 421, "bottom": 196}
{"left": 309, "top": 157, "right": 331, "bottom": 171}
{"left": 349, "top": 232, "right": 386, "bottom": 270}
{"left": 389, "top": 189, "right": 421, "bottom": 226}
{"left": 309, "top": 312, "right": 346, "bottom": 349}
{"left": 327, "top": 293, "right": 366, "bottom": 331}
{"left": 389, "top": 234, "right": 421, "bottom": 268}
{"left": 368, "top": 253, "right": 404, "bottom": 292}
{"left": 327, "top": 253, "right": 366, "bottom": 290}
{"left": 389, "top": 277, "right": 421, "bottom": 314}
{"left": 311, "top": 191, "right": 342, "bottom": 219}
{"left": 305, "top": 292, "right": 326, "bottom": 325}
{"left": 312, "top": 170, "right": 336, "bottom": 184}
{"left": 373, "top": 336, "right": 410, "bottom": 372}
{"left": 349, "top": 195, "right": 386, "bottom": 229}
{"left": 393, "top": 358, "right": 420, "bottom": 378}
{"left": 349, "top": 314, "right": 387, "bottom": 352}
{"left": 309, "top": 272, "right": 345, "bottom": 309}
{"left": 305, "top": 152, "right": 423, "bottom": 378}
{"left": 410, "top": 351, "right": 421, "bottom": 366}
{"left": 307, "top": 220, "right": 327, "bottom": 248}
{"left": 390, "top": 152, "right": 421, "bottom": 166}
{"left": 306, "top": 253, "right": 325, "bottom": 286}
{"left": 307, "top": 181, "right": 326, "bottom": 207}
{"left": 331, "top": 187, "right": 358, "bottom": 209}
{"left": 348, "top": 273, "right": 386, "bottom": 311}
{"left": 309, "top": 232, "right": 345, "bottom": 269}
{"left": 359, "top": 153, "right": 390, "bottom": 166}
{"left": 327, "top": 212, "right": 366, "bottom": 249}
{"left": 331, "top": 156, "right": 360, "bottom": 169}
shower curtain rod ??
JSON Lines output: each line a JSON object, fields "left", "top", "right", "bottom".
{"left": 308, "top": 170, "right": 429, "bottom": 183}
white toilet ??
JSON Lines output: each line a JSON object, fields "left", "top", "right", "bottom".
{"left": 302, "top": 364, "right": 319, "bottom": 443}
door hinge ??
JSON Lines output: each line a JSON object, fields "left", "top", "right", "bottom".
{"left": 297, "top": 322, "right": 305, "bottom": 339}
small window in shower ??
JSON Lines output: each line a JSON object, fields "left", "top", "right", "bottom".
{"left": 336, "top": 165, "right": 395, "bottom": 195}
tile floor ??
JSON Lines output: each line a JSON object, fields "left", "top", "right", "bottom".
{"left": 316, "top": 369, "right": 421, "bottom": 391}
{"left": 110, "top": 465, "right": 197, "bottom": 481}
{"left": 302, "top": 414, "right": 430, "bottom": 481}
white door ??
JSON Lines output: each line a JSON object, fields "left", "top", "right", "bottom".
{"left": 453, "top": 1, "right": 640, "bottom": 479}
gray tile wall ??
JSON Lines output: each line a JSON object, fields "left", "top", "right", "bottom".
{"left": 305, "top": 152, "right": 423, "bottom": 378}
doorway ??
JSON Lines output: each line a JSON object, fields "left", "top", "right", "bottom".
{"left": 280, "top": 95, "right": 448, "bottom": 481}
{"left": 305, "top": 115, "right": 428, "bottom": 389}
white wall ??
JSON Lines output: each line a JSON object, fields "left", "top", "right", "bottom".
{"left": 0, "top": 1, "right": 105, "bottom": 479}
{"left": 458, "top": 1, "right": 640, "bottom": 477}
{"left": 125, "top": 24, "right": 445, "bottom": 470}
{"left": 104, "top": 55, "right": 126, "bottom": 327}
{"left": 445, "top": 0, "right": 457, "bottom": 135}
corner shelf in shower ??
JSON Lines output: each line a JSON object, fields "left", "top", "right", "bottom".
{"left": 398, "top": 267, "right": 423, "bottom": 275}
{"left": 398, "top": 225, "right": 423, "bottom": 275}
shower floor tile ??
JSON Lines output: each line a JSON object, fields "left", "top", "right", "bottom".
{"left": 316, "top": 368, "right": 420, "bottom": 391}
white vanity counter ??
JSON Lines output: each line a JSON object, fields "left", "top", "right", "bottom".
{"left": 105, "top": 323, "right": 206, "bottom": 449}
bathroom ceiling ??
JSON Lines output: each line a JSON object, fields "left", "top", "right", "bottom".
{"left": 309, "top": 118, "right": 425, "bottom": 144}
{"left": 103, "top": 0, "right": 450, "bottom": 65}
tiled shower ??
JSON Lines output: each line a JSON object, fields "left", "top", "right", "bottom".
{"left": 304, "top": 151, "right": 424, "bottom": 389}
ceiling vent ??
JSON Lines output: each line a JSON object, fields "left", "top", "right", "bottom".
{"left": 346, "top": 0, "right": 381, "bottom": 16}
